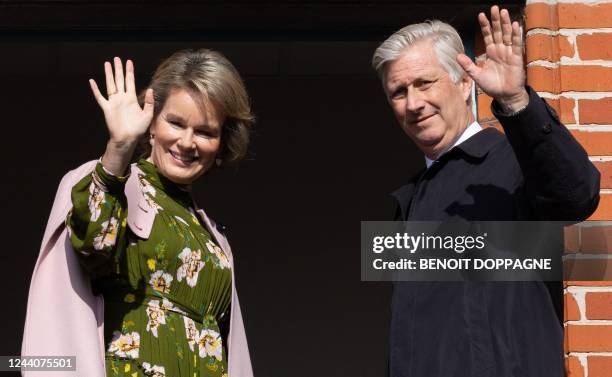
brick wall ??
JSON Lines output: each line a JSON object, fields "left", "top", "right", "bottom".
{"left": 475, "top": 1, "right": 612, "bottom": 376}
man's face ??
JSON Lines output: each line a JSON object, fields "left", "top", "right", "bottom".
{"left": 384, "top": 40, "right": 473, "bottom": 159}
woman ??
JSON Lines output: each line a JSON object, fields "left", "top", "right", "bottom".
{"left": 22, "top": 49, "right": 254, "bottom": 377}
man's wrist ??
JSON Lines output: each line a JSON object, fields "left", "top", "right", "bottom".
{"left": 495, "top": 89, "right": 530, "bottom": 115}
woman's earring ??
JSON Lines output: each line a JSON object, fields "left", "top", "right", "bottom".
{"left": 149, "top": 133, "right": 155, "bottom": 147}
{"left": 215, "top": 157, "right": 222, "bottom": 167}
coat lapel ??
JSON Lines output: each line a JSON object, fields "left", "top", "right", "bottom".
{"left": 125, "top": 165, "right": 155, "bottom": 239}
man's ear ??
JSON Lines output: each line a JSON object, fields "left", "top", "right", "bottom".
{"left": 460, "top": 74, "right": 473, "bottom": 102}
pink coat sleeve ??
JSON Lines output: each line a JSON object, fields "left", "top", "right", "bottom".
{"left": 21, "top": 160, "right": 106, "bottom": 377}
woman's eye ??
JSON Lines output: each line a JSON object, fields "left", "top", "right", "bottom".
{"left": 169, "top": 121, "right": 183, "bottom": 129}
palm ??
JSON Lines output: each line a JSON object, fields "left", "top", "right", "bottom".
{"left": 89, "top": 58, "right": 154, "bottom": 144}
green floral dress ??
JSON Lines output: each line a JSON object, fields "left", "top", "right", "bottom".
{"left": 67, "top": 159, "right": 232, "bottom": 377}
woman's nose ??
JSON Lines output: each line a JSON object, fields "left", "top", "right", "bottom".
{"left": 177, "top": 130, "right": 195, "bottom": 149}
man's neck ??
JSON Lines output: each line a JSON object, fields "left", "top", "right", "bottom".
{"left": 425, "top": 121, "right": 482, "bottom": 168}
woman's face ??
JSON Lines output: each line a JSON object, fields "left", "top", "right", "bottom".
{"left": 149, "top": 88, "right": 224, "bottom": 185}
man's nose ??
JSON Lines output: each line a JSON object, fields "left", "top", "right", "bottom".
{"left": 405, "top": 90, "right": 425, "bottom": 112}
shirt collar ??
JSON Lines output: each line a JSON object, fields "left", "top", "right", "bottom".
{"left": 425, "top": 121, "right": 483, "bottom": 168}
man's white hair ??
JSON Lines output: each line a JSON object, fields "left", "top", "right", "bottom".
{"left": 372, "top": 20, "right": 466, "bottom": 83}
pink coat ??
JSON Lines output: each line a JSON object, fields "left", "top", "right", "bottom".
{"left": 22, "top": 160, "right": 253, "bottom": 377}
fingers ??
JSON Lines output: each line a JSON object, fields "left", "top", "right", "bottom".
{"left": 113, "top": 57, "right": 125, "bottom": 93}
{"left": 125, "top": 59, "right": 136, "bottom": 94}
{"left": 456, "top": 53, "right": 480, "bottom": 79}
{"left": 142, "top": 88, "right": 155, "bottom": 117}
{"left": 490, "top": 5, "right": 503, "bottom": 45}
{"left": 479, "top": 12, "right": 494, "bottom": 46}
{"left": 89, "top": 79, "right": 106, "bottom": 108}
{"left": 511, "top": 21, "right": 523, "bottom": 56}
{"left": 481, "top": 6, "right": 515, "bottom": 48}
{"left": 104, "top": 61, "right": 116, "bottom": 96}
{"left": 500, "top": 8, "right": 513, "bottom": 46}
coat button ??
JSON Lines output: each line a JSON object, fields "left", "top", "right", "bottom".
{"left": 543, "top": 123, "right": 552, "bottom": 134}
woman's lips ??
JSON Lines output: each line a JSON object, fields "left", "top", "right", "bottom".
{"left": 170, "top": 151, "right": 196, "bottom": 166}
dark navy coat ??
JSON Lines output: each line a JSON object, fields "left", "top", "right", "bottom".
{"left": 389, "top": 87, "right": 600, "bottom": 377}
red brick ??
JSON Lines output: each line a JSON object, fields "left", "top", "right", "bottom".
{"left": 525, "top": 3, "right": 558, "bottom": 31}
{"left": 593, "top": 161, "right": 612, "bottom": 189}
{"left": 527, "top": 34, "right": 574, "bottom": 63}
{"left": 566, "top": 281, "right": 612, "bottom": 287}
{"left": 564, "top": 259, "right": 612, "bottom": 281}
{"left": 589, "top": 194, "right": 612, "bottom": 221}
{"left": 561, "top": 66, "right": 612, "bottom": 92}
{"left": 571, "top": 131, "right": 612, "bottom": 156}
{"left": 566, "top": 325, "right": 612, "bottom": 352}
{"left": 566, "top": 356, "right": 584, "bottom": 377}
{"left": 529, "top": 66, "right": 612, "bottom": 93}
{"left": 527, "top": 66, "right": 560, "bottom": 93}
{"left": 579, "top": 98, "right": 612, "bottom": 125}
{"left": 565, "top": 293, "right": 581, "bottom": 321}
{"left": 581, "top": 225, "right": 612, "bottom": 254}
{"left": 586, "top": 292, "right": 612, "bottom": 320}
{"left": 477, "top": 94, "right": 494, "bottom": 121}
{"left": 558, "top": 4, "right": 612, "bottom": 28}
{"left": 588, "top": 356, "right": 612, "bottom": 377}
{"left": 577, "top": 33, "right": 612, "bottom": 60}
{"left": 544, "top": 97, "right": 576, "bottom": 124}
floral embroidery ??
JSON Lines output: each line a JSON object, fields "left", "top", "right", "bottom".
{"left": 184, "top": 317, "right": 199, "bottom": 352}
{"left": 149, "top": 270, "right": 173, "bottom": 294}
{"left": 93, "top": 217, "right": 119, "bottom": 250}
{"left": 138, "top": 175, "right": 164, "bottom": 213}
{"left": 176, "top": 248, "right": 205, "bottom": 287}
{"left": 197, "top": 329, "right": 223, "bottom": 361}
{"left": 88, "top": 183, "right": 105, "bottom": 221}
{"left": 206, "top": 240, "right": 231, "bottom": 269}
{"left": 108, "top": 331, "right": 140, "bottom": 359}
{"left": 145, "top": 300, "right": 167, "bottom": 338}
{"left": 147, "top": 258, "right": 156, "bottom": 271}
{"left": 142, "top": 362, "right": 166, "bottom": 377}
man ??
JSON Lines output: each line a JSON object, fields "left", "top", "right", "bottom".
{"left": 371, "top": 6, "right": 600, "bottom": 377}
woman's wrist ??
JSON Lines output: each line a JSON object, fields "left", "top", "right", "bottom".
{"left": 101, "top": 140, "right": 138, "bottom": 176}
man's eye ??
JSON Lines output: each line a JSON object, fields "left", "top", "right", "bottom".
{"left": 416, "top": 80, "right": 434, "bottom": 89}
{"left": 392, "top": 88, "right": 406, "bottom": 99}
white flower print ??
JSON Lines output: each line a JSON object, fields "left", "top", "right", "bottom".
{"left": 184, "top": 317, "right": 198, "bottom": 352}
{"left": 88, "top": 183, "right": 105, "bottom": 221}
{"left": 142, "top": 362, "right": 166, "bottom": 377}
{"left": 197, "top": 329, "right": 223, "bottom": 361}
{"left": 107, "top": 331, "right": 140, "bottom": 359}
{"left": 149, "top": 270, "right": 173, "bottom": 294}
{"left": 138, "top": 175, "right": 164, "bottom": 213}
{"left": 145, "top": 300, "right": 167, "bottom": 338}
{"left": 176, "top": 247, "right": 205, "bottom": 287}
{"left": 206, "top": 240, "right": 231, "bottom": 269}
{"left": 93, "top": 217, "right": 119, "bottom": 250}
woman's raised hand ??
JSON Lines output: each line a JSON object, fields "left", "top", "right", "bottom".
{"left": 90, "top": 57, "right": 154, "bottom": 146}
{"left": 91, "top": 57, "right": 154, "bottom": 175}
